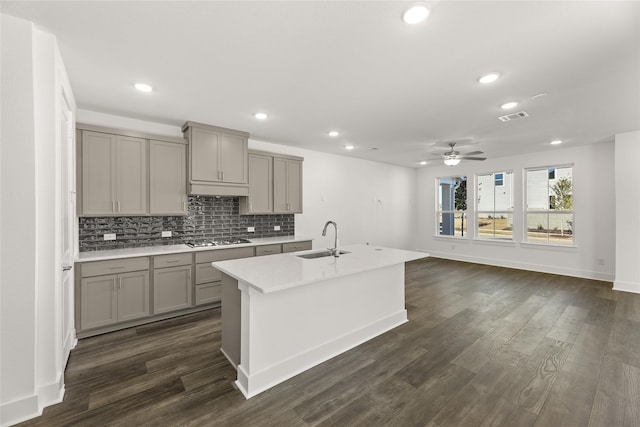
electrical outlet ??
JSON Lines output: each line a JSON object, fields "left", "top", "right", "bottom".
{"left": 274, "top": 225, "right": 281, "bottom": 231}
{"left": 247, "top": 226, "right": 255, "bottom": 233}
{"left": 161, "top": 231, "right": 172, "bottom": 238}
{"left": 104, "top": 233, "right": 116, "bottom": 241}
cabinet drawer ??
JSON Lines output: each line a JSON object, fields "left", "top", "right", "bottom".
{"left": 154, "top": 253, "right": 192, "bottom": 268}
{"left": 256, "top": 244, "right": 282, "bottom": 256}
{"left": 195, "top": 283, "right": 222, "bottom": 305}
{"left": 195, "top": 263, "right": 222, "bottom": 285}
{"left": 195, "top": 247, "right": 254, "bottom": 263}
{"left": 81, "top": 257, "right": 150, "bottom": 277}
{"left": 282, "top": 241, "right": 312, "bottom": 253}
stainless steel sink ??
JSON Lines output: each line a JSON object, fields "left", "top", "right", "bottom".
{"left": 297, "top": 250, "right": 350, "bottom": 259}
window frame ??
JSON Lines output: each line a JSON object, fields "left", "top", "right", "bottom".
{"left": 524, "top": 164, "right": 575, "bottom": 247}
{"left": 436, "top": 175, "right": 468, "bottom": 239}
{"left": 475, "top": 170, "right": 514, "bottom": 241}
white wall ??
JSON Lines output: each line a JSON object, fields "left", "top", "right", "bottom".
{"left": 614, "top": 130, "right": 640, "bottom": 293}
{"left": 76, "top": 109, "right": 418, "bottom": 251}
{"left": 416, "top": 142, "right": 616, "bottom": 281}
{"left": 1, "top": 14, "right": 75, "bottom": 426}
{"left": 248, "top": 140, "right": 416, "bottom": 250}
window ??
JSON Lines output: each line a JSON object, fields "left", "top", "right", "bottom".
{"left": 476, "top": 171, "right": 513, "bottom": 240}
{"left": 438, "top": 176, "right": 467, "bottom": 237}
{"left": 525, "top": 165, "right": 573, "bottom": 245}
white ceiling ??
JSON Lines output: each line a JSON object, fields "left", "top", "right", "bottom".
{"left": 3, "top": 1, "right": 639, "bottom": 167}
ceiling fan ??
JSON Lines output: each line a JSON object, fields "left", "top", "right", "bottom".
{"left": 440, "top": 142, "right": 486, "bottom": 166}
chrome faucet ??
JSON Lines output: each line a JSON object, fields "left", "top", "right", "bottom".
{"left": 322, "top": 220, "right": 340, "bottom": 257}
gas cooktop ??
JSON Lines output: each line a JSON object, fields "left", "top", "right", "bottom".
{"left": 184, "top": 238, "right": 252, "bottom": 248}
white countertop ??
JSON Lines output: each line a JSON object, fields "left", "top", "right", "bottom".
{"left": 75, "top": 235, "right": 313, "bottom": 262}
{"left": 212, "top": 244, "right": 429, "bottom": 294}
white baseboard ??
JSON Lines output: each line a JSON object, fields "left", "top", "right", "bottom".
{"left": 0, "top": 374, "right": 65, "bottom": 427}
{"left": 613, "top": 280, "right": 640, "bottom": 294}
{"left": 427, "top": 251, "right": 615, "bottom": 283}
{"left": 236, "top": 310, "right": 407, "bottom": 399}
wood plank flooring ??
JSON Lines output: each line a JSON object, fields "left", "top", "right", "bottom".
{"left": 18, "top": 258, "right": 640, "bottom": 426}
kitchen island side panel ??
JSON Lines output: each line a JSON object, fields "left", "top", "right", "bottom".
{"left": 233, "top": 263, "right": 407, "bottom": 398}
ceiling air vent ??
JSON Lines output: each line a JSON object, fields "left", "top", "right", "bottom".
{"left": 498, "top": 111, "right": 529, "bottom": 122}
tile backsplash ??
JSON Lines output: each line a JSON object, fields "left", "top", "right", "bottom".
{"left": 79, "top": 196, "right": 294, "bottom": 251}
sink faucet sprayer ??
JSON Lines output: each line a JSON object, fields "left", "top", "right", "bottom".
{"left": 322, "top": 221, "right": 340, "bottom": 257}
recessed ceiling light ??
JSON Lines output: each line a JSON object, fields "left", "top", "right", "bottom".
{"left": 500, "top": 101, "right": 518, "bottom": 110}
{"left": 402, "top": 3, "right": 430, "bottom": 24}
{"left": 328, "top": 131, "right": 340, "bottom": 137}
{"left": 134, "top": 83, "right": 153, "bottom": 92}
{"left": 550, "top": 139, "right": 563, "bottom": 145}
{"left": 344, "top": 145, "right": 355, "bottom": 150}
{"left": 254, "top": 112, "right": 268, "bottom": 120}
{"left": 419, "top": 161, "right": 427, "bottom": 165}
{"left": 532, "top": 93, "right": 547, "bottom": 99}
{"left": 478, "top": 73, "right": 500, "bottom": 84}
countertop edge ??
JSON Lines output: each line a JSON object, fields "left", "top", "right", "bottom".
{"left": 213, "top": 246, "right": 430, "bottom": 294}
{"left": 75, "top": 236, "right": 314, "bottom": 262}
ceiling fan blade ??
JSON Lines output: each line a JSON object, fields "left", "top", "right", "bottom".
{"left": 463, "top": 151, "right": 484, "bottom": 156}
{"left": 461, "top": 156, "right": 487, "bottom": 161}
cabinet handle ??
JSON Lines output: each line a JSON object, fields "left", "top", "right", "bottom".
{"left": 112, "top": 201, "right": 116, "bottom": 212}
{"left": 118, "top": 277, "right": 122, "bottom": 290}
{"left": 183, "top": 201, "right": 187, "bottom": 212}
{"left": 221, "top": 171, "right": 224, "bottom": 181}
{"left": 165, "top": 259, "right": 179, "bottom": 263}
{"left": 116, "top": 200, "right": 121, "bottom": 212}
{"left": 113, "top": 281, "right": 117, "bottom": 291}
{"left": 109, "top": 266, "right": 125, "bottom": 270}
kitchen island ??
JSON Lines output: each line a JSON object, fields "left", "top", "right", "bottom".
{"left": 212, "top": 244, "right": 428, "bottom": 398}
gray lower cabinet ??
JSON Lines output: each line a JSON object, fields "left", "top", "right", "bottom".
{"left": 79, "top": 257, "right": 150, "bottom": 331}
{"left": 153, "top": 253, "right": 193, "bottom": 314}
{"left": 282, "top": 241, "right": 313, "bottom": 253}
{"left": 195, "top": 247, "right": 255, "bottom": 305}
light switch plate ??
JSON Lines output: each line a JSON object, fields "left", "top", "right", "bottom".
{"left": 161, "top": 231, "right": 172, "bottom": 238}
{"left": 247, "top": 226, "right": 255, "bottom": 233}
{"left": 104, "top": 233, "right": 116, "bottom": 241}
{"left": 274, "top": 225, "right": 281, "bottom": 231}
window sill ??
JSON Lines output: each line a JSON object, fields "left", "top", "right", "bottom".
{"left": 472, "top": 238, "right": 516, "bottom": 247}
{"left": 434, "top": 235, "right": 470, "bottom": 242}
{"left": 520, "top": 242, "right": 577, "bottom": 251}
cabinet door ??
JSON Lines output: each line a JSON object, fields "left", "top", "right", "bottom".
{"left": 219, "top": 133, "right": 248, "bottom": 184}
{"left": 118, "top": 270, "right": 150, "bottom": 322}
{"left": 286, "top": 159, "right": 303, "bottom": 213}
{"left": 150, "top": 140, "right": 187, "bottom": 215}
{"left": 81, "top": 275, "right": 118, "bottom": 330}
{"left": 116, "top": 136, "right": 147, "bottom": 215}
{"left": 153, "top": 266, "right": 192, "bottom": 314}
{"left": 273, "top": 157, "right": 289, "bottom": 213}
{"left": 82, "top": 131, "right": 116, "bottom": 215}
{"left": 246, "top": 153, "right": 273, "bottom": 213}
{"left": 190, "top": 127, "right": 221, "bottom": 182}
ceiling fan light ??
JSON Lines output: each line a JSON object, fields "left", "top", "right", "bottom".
{"left": 402, "top": 4, "right": 430, "bottom": 24}
{"left": 443, "top": 157, "right": 461, "bottom": 166}
{"left": 478, "top": 73, "right": 500, "bottom": 84}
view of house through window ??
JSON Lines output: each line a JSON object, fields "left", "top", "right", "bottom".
{"left": 438, "top": 176, "right": 467, "bottom": 237}
{"left": 477, "top": 171, "right": 513, "bottom": 240}
{"left": 526, "top": 165, "right": 574, "bottom": 245}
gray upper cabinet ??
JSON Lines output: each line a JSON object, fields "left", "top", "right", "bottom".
{"left": 150, "top": 140, "right": 187, "bottom": 215}
{"left": 273, "top": 157, "right": 303, "bottom": 213}
{"left": 240, "top": 150, "right": 303, "bottom": 215}
{"left": 240, "top": 152, "right": 273, "bottom": 214}
{"left": 182, "top": 121, "right": 249, "bottom": 196}
{"left": 81, "top": 130, "right": 147, "bottom": 215}
{"left": 77, "top": 124, "right": 188, "bottom": 217}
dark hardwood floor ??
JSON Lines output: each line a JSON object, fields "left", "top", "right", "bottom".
{"left": 19, "top": 258, "right": 640, "bottom": 426}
